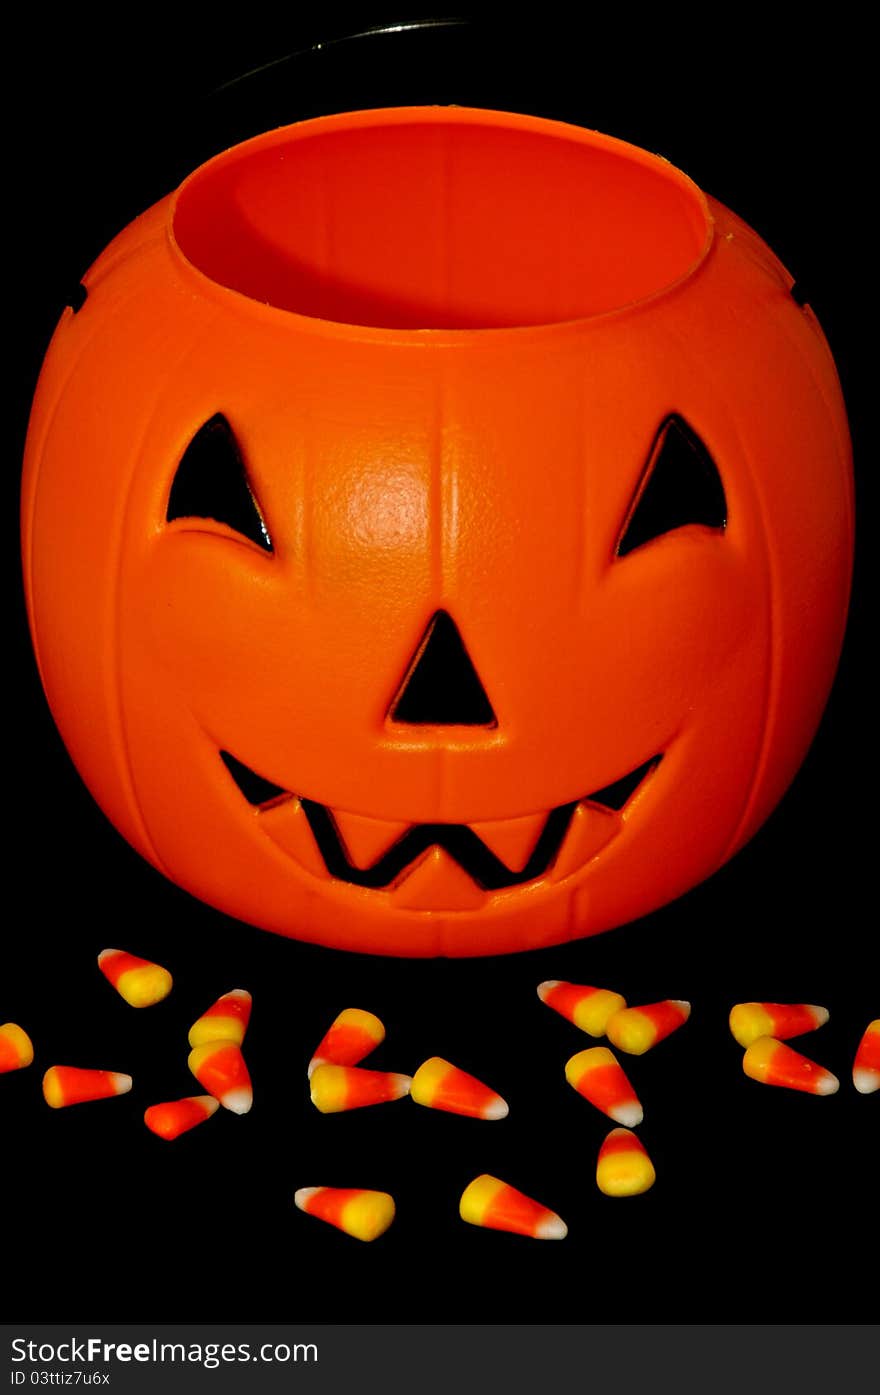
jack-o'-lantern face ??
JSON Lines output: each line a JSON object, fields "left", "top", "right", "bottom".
{"left": 169, "top": 411, "right": 721, "bottom": 897}
{"left": 22, "top": 108, "right": 852, "bottom": 956}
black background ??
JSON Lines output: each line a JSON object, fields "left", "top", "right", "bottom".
{"left": 7, "top": 11, "right": 875, "bottom": 1323}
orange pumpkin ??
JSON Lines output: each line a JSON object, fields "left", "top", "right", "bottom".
{"left": 21, "top": 107, "right": 853, "bottom": 956}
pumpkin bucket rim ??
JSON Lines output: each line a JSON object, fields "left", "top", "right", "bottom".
{"left": 168, "top": 104, "right": 715, "bottom": 342}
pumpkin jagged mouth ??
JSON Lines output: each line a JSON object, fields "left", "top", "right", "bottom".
{"left": 221, "top": 750, "right": 660, "bottom": 893}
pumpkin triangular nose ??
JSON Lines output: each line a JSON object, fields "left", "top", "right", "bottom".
{"left": 390, "top": 611, "right": 496, "bottom": 726}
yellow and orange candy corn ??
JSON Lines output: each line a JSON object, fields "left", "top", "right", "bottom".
{"left": 0, "top": 1023, "right": 34, "bottom": 1074}
{"left": 853, "top": 1020, "right": 880, "bottom": 1095}
{"left": 743, "top": 1037, "right": 839, "bottom": 1095}
{"left": 294, "top": 1187, "right": 396, "bottom": 1242}
{"left": 459, "top": 1174, "right": 567, "bottom": 1240}
{"left": 188, "top": 1041, "right": 253, "bottom": 1114}
{"left": 606, "top": 999, "right": 691, "bottom": 1055}
{"left": 565, "top": 1046, "right": 643, "bottom": 1126}
{"left": 411, "top": 1056, "right": 508, "bottom": 1120}
{"left": 310, "top": 1064, "right": 411, "bottom": 1114}
{"left": 596, "top": 1127, "right": 656, "bottom": 1196}
{"left": 43, "top": 1065, "right": 132, "bottom": 1108}
{"left": 144, "top": 1096, "right": 220, "bottom": 1140}
{"left": 97, "top": 948, "right": 172, "bottom": 1007}
{"left": 729, "top": 1001, "right": 829, "bottom": 1048}
{"left": 308, "top": 1008, "right": 385, "bottom": 1078}
{"left": 188, "top": 989, "right": 252, "bottom": 1047}
{"left": 537, "top": 980, "right": 627, "bottom": 1037}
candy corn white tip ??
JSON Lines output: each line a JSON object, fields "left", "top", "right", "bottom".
{"left": 815, "top": 1074, "right": 840, "bottom": 1096}
{"left": 484, "top": 1098, "right": 510, "bottom": 1120}
{"left": 221, "top": 1087, "right": 253, "bottom": 1115}
{"left": 611, "top": 1102, "right": 644, "bottom": 1128}
{"left": 536, "top": 1215, "right": 568, "bottom": 1241}
{"left": 294, "top": 1187, "right": 321, "bottom": 1209}
{"left": 810, "top": 1005, "right": 831, "bottom": 1027}
{"left": 853, "top": 1068, "right": 880, "bottom": 1095}
{"left": 673, "top": 1000, "right": 692, "bottom": 1018}
{"left": 113, "top": 1073, "right": 133, "bottom": 1095}
{"left": 537, "top": 980, "right": 562, "bottom": 1001}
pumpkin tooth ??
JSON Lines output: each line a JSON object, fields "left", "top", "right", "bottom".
{"left": 469, "top": 810, "right": 550, "bottom": 871}
{"left": 329, "top": 808, "right": 412, "bottom": 869}
{"left": 550, "top": 803, "right": 621, "bottom": 881}
{"left": 258, "top": 797, "right": 331, "bottom": 879}
{"left": 390, "top": 846, "right": 487, "bottom": 910}
{"left": 586, "top": 756, "right": 660, "bottom": 810}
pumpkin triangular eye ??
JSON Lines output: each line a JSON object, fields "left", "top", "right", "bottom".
{"left": 167, "top": 414, "right": 273, "bottom": 551}
{"left": 617, "top": 415, "right": 726, "bottom": 557}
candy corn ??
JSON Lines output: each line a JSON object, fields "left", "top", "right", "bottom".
{"left": 606, "top": 1000, "right": 690, "bottom": 1055}
{"left": 729, "top": 1001, "right": 829, "bottom": 1048}
{"left": 596, "top": 1127, "right": 656, "bottom": 1196}
{"left": 188, "top": 989, "right": 252, "bottom": 1047}
{"left": 565, "top": 1046, "right": 643, "bottom": 1126}
{"left": 308, "top": 1008, "right": 385, "bottom": 1079}
{"left": 42, "top": 1066, "right": 132, "bottom": 1108}
{"left": 309, "top": 1064, "right": 411, "bottom": 1114}
{"left": 742, "top": 1037, "right": 839, "bottom": 1095}
{"left": 853, "top": 1020, "right": 880, "bottom": 1095}
{"left": 144, "top": 1095, "right": 220, "bottom": 1140}
{"left": 459, "top": 1174, "right": 567, "bottom": 1240}
{"left": 294, "top": 1187, "right": 396, "bottom": 1242}
{"left": 537, "top": 980, "right": 627, "bottom": 1036}
{"left": 0, "top": 1023, "right": 34, "bottom": 1073}
{"left": 97, "top": 948, "right": 172, "bottom": 1007}
{"left": 188, "top": 1041, "right": 253, "bottom": 1114}
{"left": 411, "top": 1056, "right": 508, "bottom": 1120}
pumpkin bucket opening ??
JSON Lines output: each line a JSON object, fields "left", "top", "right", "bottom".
{"left": 172, "top": 109, "right": 711, "bottom": 330}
